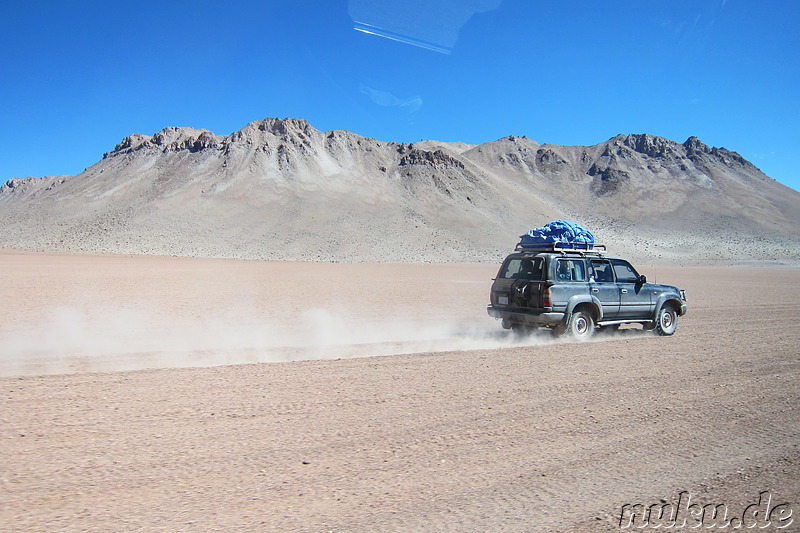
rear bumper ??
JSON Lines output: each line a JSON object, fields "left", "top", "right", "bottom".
{"left": 487, "top": 306, "right": 565, "bottom": 326}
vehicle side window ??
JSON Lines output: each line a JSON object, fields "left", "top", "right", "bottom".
{"left": 500, "top": 257, "right": 544, "bottom": 280}
{"left": 590, "top": 260, "right": 614, "bottom": 282}
{"left": 610, "top": 259, "right": 640, "bottom": 283}
{"left": 556, "top": 258, "right": 586, "bottom": 282}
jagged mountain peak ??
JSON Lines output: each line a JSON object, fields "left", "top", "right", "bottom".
{"left": 107, "top": 127, "right": 220, "bottom": 158}
{"left": 622, "top": 133, "right": 680, "bottom": 157}
{"left": 681, "top": 136, "right": 750, "bottom": 168}
{"left": 151, "top": 126, "right": 213, "bottom": 144}
{"left": 598, "top": 132, "right": 754, "bottom": 171}
{"left": 112, "top": 132, "right": 152, "bottom": 153}
{"left": 683, "top": 135, "right": 710, "bottom": 152}
{"left": 603, "top": 133, "right": 682, "bottom": 159}
{"left": 398, "top": 147, "right": 465, "bottom": 169}
{"left": 238, "top": 117, "right": 316, "bottom": 138}
{"left": 106, "top": 118, "right": 318, "bottom": 158}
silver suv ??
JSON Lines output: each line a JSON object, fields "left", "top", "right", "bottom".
{"left": 487, "top": 244, "right": 688, "bottom": 338}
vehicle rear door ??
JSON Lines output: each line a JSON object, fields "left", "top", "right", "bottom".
{"left": 589, "top": 259, "right": 619, "bottom": 319}
{"left": 491, "top": 255, "right": 547, "bottom": 309}
{"left": 551, "top": 257, "right": 590, "bottom": 310}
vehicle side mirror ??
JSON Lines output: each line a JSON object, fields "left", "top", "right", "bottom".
{"left": 638, "top": 274, "right": 647, "bottom": 284}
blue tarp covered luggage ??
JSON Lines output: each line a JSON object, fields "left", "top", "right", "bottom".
{"left": 519, "top": 220, "right": 595, "bottom": 249}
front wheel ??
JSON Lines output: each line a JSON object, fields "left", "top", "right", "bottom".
{"left": 655, "top": 304, "right": 678, "bottom": 336}
{"left": 560, "top": 309, "right": 595, "bottom": 340}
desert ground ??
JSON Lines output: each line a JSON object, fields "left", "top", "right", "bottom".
{"left": 1, "top": 250, "right": 798, "bottom": 531}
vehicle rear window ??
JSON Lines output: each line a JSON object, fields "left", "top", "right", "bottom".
{"left": 499, "top": 256, "right": 544, "bottom": 280}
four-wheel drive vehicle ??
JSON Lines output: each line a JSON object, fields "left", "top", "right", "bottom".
{"left": 487, "top": 243, "right": 687, "bottom": 339}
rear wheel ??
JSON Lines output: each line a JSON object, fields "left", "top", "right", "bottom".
{"left": 561, "top": 308, "right": 595, "bottom": 340}
{"left": 655, "top": 304, "right": 678, "bottom": 336}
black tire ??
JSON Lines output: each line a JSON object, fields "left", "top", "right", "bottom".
{"left": 655, "top": 303, "right": 678, "bottom": 336}
{"left": 562, "top": 308, "right": 595, "bottom": 340}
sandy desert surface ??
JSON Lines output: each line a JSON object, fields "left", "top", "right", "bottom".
{"left": 1, "top": 250, "right": 798, "bottom": 531}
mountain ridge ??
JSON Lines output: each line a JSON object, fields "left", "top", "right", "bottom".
{"left": 1, "top": 117, "right": 798, "bottom": 263}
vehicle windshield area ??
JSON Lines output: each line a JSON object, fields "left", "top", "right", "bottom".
{"left": 499, "top": 256, "right": 544, "bottom": 280}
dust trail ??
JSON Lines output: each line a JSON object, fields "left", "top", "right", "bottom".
{"left": 0, "top": 304, "right": 523, "bottom": 376}
{"left": 0, "top": 301, "right": 654, "bottom": 377}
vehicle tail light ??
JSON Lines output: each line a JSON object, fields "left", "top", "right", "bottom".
{"left": 542, "top": 286, "right": 552, "bottom": 308}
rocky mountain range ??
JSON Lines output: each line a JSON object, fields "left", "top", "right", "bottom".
{"left": 2, "top": 117, "right": 799, "bottom": 263}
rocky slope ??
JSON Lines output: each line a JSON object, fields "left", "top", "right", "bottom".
{"left": 2, "top": 117, "right": 799, "bottom": 263}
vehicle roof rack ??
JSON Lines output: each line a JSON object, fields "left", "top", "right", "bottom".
{"left": 514, "top": 241, "right": 606, "bottom": 255}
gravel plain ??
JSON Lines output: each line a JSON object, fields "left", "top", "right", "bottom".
{"left": 1, "top": 250, "right": 798, "bottom": 531}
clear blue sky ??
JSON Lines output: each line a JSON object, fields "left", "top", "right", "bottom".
{"left": 2, "top": 0, "right": 798, "bottom": 191}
